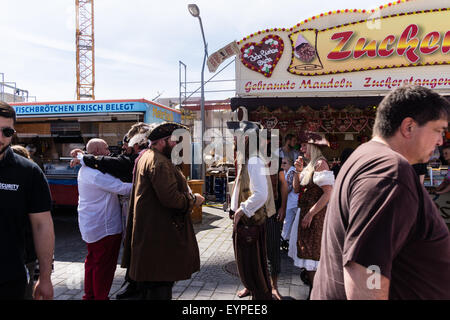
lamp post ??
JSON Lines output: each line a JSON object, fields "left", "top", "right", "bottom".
{"left": 188, "top": 4, "right": 207, "bottom": 188}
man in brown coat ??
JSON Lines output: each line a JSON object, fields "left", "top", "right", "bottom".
{"left": 121, "top": 122, "right": 204, "bottom": 300}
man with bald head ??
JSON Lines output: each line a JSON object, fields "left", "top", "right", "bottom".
{"left": 70, "top": 123, "right": 152, "bottom": 299}
{"left": 77, "top": 138, "right": 132, "bottom": 300}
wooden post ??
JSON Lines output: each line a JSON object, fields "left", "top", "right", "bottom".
{"left": 188, "top": 179, "right": 204, "bottom": 223}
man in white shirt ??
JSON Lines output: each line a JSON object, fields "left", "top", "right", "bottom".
{"left": 77, "top": 138, "right": 132, "bottom": 300}
{"left": 228, "top": 121, "right": 276, "bottom": 300}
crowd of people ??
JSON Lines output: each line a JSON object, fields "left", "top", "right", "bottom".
{"left": 0, "top": 103, "right": 204, "bottom": 300}
{"left": 1, "top": 84, "right": 450, "bottom": 300}
{"left": 225, "top": 85, "right": 450, "bottom": 300}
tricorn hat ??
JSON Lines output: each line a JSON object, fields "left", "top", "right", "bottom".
{"left": 148, "top": 122, "right": 189, "bottom": 142}
{"left": 226, "top": 120, "right": 263, "bottom": 134}
{"left": 298, "top": 131, "right": 330, "bottom": 147}
{"left": 128, "top": 133, "right": 149, "bottom": 148}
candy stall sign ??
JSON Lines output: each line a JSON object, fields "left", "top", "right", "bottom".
{"left": 289, "top": 9, "right": 450, "bottom": 76}
{"left": 235, "top": 4, "right": 450, "bottom": 96}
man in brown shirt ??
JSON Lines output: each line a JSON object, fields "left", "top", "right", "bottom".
{"left": 312, "top": 85, "right": 450, "bottom": 300}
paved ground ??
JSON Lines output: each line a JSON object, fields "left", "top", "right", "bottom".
{"left": 51, "top": 205, "right": 310, "bottom": 300}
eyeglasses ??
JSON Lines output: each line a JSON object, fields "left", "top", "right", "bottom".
{"left": 1, "top": 127, "right": 15, "bottom": 138}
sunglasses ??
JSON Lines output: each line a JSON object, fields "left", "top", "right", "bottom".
{"left": 1, "top": 127, "right": 15, "bottom": 138}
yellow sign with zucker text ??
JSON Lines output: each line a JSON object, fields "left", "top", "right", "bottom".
{"left": 288, "top": 9, "right": 450, "bottom": 76}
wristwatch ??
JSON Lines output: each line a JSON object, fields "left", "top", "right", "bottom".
{"left": 190, "top": 193, "right": 197, "bottom": 203}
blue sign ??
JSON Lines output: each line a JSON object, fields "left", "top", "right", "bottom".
{"left": 12, "top": 100, "right": 181, "bottom": 124}
{"left": 13, "top": 101, "right": 147, "bottom": 115}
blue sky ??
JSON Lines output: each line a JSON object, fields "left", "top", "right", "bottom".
{"left": 0, "top": 0, "right": 385, "bottom": 103}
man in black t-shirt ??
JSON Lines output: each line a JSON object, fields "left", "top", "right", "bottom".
{"left": 0, "top": 102, "right": 54, "bottom": 300}
{"left": 312, "top": 85, "right": 450, "bottom": 300}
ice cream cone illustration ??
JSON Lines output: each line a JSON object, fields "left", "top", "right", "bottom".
{"left": 294, "top": 34, "right": 316, "bottom": 63}
{"left": 289, "top": 29, "right": 323, "bottom": 72}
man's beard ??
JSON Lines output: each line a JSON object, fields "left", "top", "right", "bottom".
{"left": 162, "top": 141, "right": 173, "bottom": 159}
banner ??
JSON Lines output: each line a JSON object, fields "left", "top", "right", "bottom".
{"left": 207, "top": 41, "right": 241, "bottom": 73}
{"left": 239, "top": 72, "right": 450, "bottom": 94}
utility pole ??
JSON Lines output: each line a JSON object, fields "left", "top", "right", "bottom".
{"left": 76, "top": 0, "right": 95, "bottom": 100}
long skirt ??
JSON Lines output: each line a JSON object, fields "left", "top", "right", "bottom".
{"left": 288, "top": 209, "right": 319, "bottom": 271}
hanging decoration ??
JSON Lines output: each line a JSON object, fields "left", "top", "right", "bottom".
{"left": 306, "top": 118, "right": 322, "bottom": 132}
{"left": 335, "top": 117, "right": 352, "bottom": 132}
{"left": 240, "top": 35, "right": 284, "bottom": 78}
{"left": 321, "top": 118, "right": 336, "bottom": 132}
{"left": 278, "top": 120, "right": 290, "bottom": 131}
{"left": 262, "top": 116, "right": 279, "bottom": 129}
{"left": 292, "top": 118, "right": 306, "bottom": 132}
{"left": 352, "top": 116, "right": 368, "bottom": 132}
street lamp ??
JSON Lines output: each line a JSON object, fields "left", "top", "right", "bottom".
{"left": 188, "top": 4, "right": 200, "bottom": 17}
{"left": 188, "top": 3, "right": 207, "bottom": 189}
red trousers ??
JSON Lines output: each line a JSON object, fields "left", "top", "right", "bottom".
{"left": 83, "top": 233, "right": 122, "bottom": 300}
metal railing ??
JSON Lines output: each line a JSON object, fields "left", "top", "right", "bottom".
{"left": 0, "top": 72, "right": 32, "bottom": 102}
{"left": 178, "top": 59, "right": 236, "bottom": 108}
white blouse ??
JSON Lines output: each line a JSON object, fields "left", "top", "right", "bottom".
{"left": 313, "top": 170, "right": 335, "bottom": 187}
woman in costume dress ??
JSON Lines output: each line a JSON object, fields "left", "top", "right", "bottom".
{"left": 288, "top": 132, "right": 334, "bottom": 299}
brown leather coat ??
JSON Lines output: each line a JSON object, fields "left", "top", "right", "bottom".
{"left": 121, "top": 148, "right": 200, "bottom": 282}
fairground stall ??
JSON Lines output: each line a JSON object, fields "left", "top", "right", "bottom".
{"left": 226, "top": 0, "right": 450, "bottom": 223}
{"left": 10, "top": 99, "right": 181, "bottom": 207}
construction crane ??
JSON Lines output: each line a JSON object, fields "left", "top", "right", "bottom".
{"left": 76, "top": 0, "right": 95, "bottom": 100}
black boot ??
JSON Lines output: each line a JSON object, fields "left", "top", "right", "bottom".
{"left": 299, "top": 268, "right": 311, "bottom": 286}
{"left": 116, "top": 281, "right": 140, "bottom": 300}
{"left": 299, "top": 268, "right": 313, "bottom": 300}
{"left": 138, "top": 282, "right": 173, "bottom": 300}
{"left": 305, "top": 282, "right": 313, "bottom": 300}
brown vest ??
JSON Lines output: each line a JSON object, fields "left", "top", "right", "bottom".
{"left": 236, "top": 162, "right": 276, "bottom": 226}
